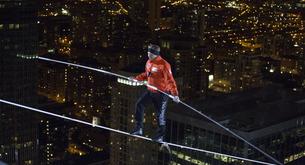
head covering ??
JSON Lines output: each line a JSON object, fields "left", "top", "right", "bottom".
{"left": 148, "top": 44, "right": 160, "bottom": 56}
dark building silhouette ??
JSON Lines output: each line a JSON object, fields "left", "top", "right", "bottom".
{"left": 0, "top": 0, "right": 39, "bottom": 164}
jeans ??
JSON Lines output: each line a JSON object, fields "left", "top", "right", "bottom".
{"left": 135, "top": 90, "right": 169, "bottom": 128}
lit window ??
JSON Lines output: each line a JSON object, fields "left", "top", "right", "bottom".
{"left": 9, "top": 24, "right": 14, "bottom": 29}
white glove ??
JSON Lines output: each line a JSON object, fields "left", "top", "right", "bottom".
{"left": 172, "top": 96, "right": 180, "bottom": 103}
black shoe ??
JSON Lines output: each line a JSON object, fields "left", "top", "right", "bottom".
{"left": 130, "top": 127, "right": 143, "bottom": 136}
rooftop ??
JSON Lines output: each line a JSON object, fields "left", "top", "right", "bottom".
{"left": 170, "top": 84, "right": 305, "bottom": 132}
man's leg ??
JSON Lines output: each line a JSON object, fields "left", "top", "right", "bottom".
{"left": 131, "top": 91, "right": 151, "bottom": 135}
{"left": 151, "top": 93, "right": 169, "bottom": 142}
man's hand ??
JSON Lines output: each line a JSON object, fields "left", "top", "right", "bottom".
{"left": 172, "top": 96, "right": 180, "bottom": 103}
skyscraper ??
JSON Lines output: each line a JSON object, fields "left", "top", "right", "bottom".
{"left": 167, "top": 85, "right": 305, "bottom": 164}
{"left": 110, "top": 68, "right": 162, "bottom": 165}
{"left": 148, "top": 0, "right": 161, "bottom": 31}
{"left": 0, "top": 0, "right": 39, "bottom": 164}
{"left": 128, "top": 0, "right": 162, "bottom": 31}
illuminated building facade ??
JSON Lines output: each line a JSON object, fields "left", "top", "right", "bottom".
{"left": 66, "top": 58, "right": 112, "bottom": 124}
{"left": 38, "top": 15, "right": 72, "bottom": 56}
{"left": 38, "top": 55, "right": 68, "bottom": 103}
{"left": 110, "top": 68, "right": 167, "bottom": 165}
{"left": 38, "top": 101, "right": 69, "bottom": 164}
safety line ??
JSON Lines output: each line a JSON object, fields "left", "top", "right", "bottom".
{"left": 37, "top": 56, "right": 283, "bottom": 165}
{"left": 38, "top": 57, "right": 161, "bottom": 97}
{"left": 0, "top": 99, "right": 275, "bottom": 165}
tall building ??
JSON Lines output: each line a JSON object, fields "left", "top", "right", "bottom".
{"left": 38, "top": 15, "right": 72, "bottom": 56}
{"left": 148, "top": 0, "right": 161, "bottom": 31}
{"left": 110, "top": 67, "right": 167, "bottom": 165}
{"left": 38, "top": 0, "right": 72, "bottom": 55}
{"left": 174, "top": 7, "right": 207, "bottom": 40}
{"left": 160, "top": 37, "right": 208, "bottom": 99}
{"left": 69, "top": 0, "right": 110, "bottom": 48}
{"left": 166, "top": 85, "right": 305, "bottom": 164}
{"left": 38, "top": 54, "right": 68, "bottom": 103}
{"left": 128, "top": 0, "right": 148, "bottom": 26}
{"left": 69, "top": 0, "right": 138, "bottom": 50}
{"left": 129, "top": 0, "right": 165, "bottom": 32}
{"left": 0, "top": 0, "right": 39, "bottom": 164}
{"left": 66, "top": 57, "right": 112, "bottom": 124}
{"left": 209, "top": 42, "right": 269, "bottom": 93}
{"left": 37, "top": 99, "right": 69, "bottom": 165}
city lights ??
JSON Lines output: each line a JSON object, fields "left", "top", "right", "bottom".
{"left": 1, "top": 0, "right": 305, "bottom": 164}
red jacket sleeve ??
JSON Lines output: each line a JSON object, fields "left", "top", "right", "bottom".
{"left": 135, "top": 72, "right": 147, "bottom": 81}
{"left": 164, "top": 62, "right": 178, "bottom": 96}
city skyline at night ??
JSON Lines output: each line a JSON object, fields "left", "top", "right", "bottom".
{"left": 1, "top": 0, "right": 305, "bottom": 165}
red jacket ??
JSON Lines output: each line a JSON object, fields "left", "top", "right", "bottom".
{"left": 135, "top": 56, "right": 178, "bottom": 96}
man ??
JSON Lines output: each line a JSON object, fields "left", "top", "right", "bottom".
{"left": 130, "top": 43, "right": 180, "bottom": 142}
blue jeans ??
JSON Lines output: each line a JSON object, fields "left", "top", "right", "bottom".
{"left": 135, "top": 90, "right": 169, "bottom": 128}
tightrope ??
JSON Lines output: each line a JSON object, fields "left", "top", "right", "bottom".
{"left": 0, "top": 99, "right": 276, "bottom": 165}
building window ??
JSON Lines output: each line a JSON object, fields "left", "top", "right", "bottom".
{"left": 8, "top": 24, "right": 20, "bottom": 29}
{"left": 9, "top": 24, "right": 14, "bottom": 29}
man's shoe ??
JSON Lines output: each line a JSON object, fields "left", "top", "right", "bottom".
{"left": 130, "top": 127, "right": 143, "bottom": 136}
{"left": 152, "top": 125, "right": 165, "bottom": 143}
{"left": 152, "top": 135, "right": 164, "bottom": 143}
